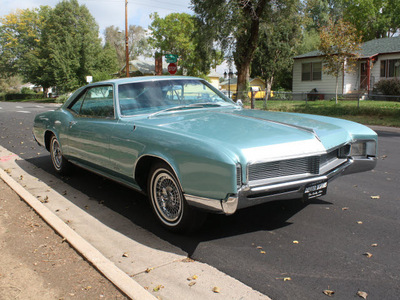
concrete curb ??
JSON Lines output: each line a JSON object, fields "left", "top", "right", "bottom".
{"left": 0, "top": 167, "right": 156, "bottom": 300}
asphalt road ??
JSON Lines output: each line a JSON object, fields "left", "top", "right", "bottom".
{"left": 1, "top": 101, "right": 399, "bottom": 300}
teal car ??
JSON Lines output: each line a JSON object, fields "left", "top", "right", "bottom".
{"left": 33, "top": 76, "right": 378, "bottom": 232}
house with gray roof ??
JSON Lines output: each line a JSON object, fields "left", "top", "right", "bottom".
{"left": 292, "top": 37, "right": 400, "bottom": 97}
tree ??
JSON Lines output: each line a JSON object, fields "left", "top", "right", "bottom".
{"left": 342, "top": 0, "right": 400, "bottom": 41}
{"left": 0, "top": 76, "right": 24, "bottom": 93}
{"left": 0, "top": 1, "right": 118, "bottom": 95}
{"left": 318, "top": 18, "right": 362, "bottom": 103}
{"left": 105, "top": 25, "right": 151, "bottom": 68}
{"left": 91, "top": 42, "right": 119, "bottom": 82}
{"left": 149, "top": 12, "right": 210, "bottom": 76}
{"left": 40, "top": 0, "right": 105, "bottom": 92}
{"left": 251, "top": 0, "right": 302, "bottom": 107}
{"left": 191, "top": 0, "right": 269, "bottom": 99}
{"left": 0, "top": 7, "right": 51, "bottom": 80}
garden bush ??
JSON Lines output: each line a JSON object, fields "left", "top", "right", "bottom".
{"left": 374, "top": 78, "right": 400, "bottom": 96}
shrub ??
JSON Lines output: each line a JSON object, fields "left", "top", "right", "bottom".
{"left": 21, "top": 87, "right": 37, "bottom": 94}
{"left": 3, "top": 93, "right": 43, "bottom": 101}
{"left": 55, "top": 94, "right": 71, "bottom": 104}
{"left": 374, "top": 78, "right": 400, "bottom": 96}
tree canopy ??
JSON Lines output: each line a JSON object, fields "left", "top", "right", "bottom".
{"left": 149, "top": 12, "right": 222, "bottom": 77}
{"left": 318, "top": 18, "right": 362, "bottom": 103}
{"left": 105, "top": 25, "right": 151, "bottom": 69}
{"left": 251, "top": 0, "right": 302, "bottom": 105}
{"left": 191, "top": 0, "right": 270, "bottom": 99}
{"left": 0, "top": 0, "right": 118, "bottom": 94}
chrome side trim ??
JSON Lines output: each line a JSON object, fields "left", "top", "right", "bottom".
{"left": 184, "top": 194, "right": 239, "bottom": 215}
{"left": 185, "top": 194, "right": 224, "bottom": 212}
{"left": 342, "top": 156, "right": 377, "bottom": 175}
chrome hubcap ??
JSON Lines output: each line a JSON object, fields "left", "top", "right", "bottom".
{"left": 52, "top": 139, "right": 62, "bottom": 169}
{"left": 153, "top": 172, "right": 182, "bottom": 223}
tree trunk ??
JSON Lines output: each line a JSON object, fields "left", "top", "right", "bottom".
{"left": 236, "top": 63, "right": 250, "bottom": 102}
{"left": 335, "top": 75, "right": 339, "bottom": 104}
{"left": 43, "top": 87, "right": 49, "bottom": 98}
{"left": 234, "top": 0, "right": 267, "bottom": 103}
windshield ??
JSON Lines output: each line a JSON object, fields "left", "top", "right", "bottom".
{"left": 118, "top": 79, "right": 235, "bottom": 116}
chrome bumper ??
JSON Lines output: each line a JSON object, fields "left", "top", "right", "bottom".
{"left": 185, "top": 156, "right": 377, "bottom": 215}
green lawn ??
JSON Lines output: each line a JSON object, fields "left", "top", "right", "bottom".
{"left": 251, "top": 100, "right": 400, "bottom": 127}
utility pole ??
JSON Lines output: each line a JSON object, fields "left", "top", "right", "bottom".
{"left": 125, "top": 0, "right": 129, "bottom": 77}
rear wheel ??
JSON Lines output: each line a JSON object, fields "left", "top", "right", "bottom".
{"left": 148, "top": 162, "right": 206, "bottom": 233}
{"left": 50, "top": 135, "right": 71, "bottom": 175}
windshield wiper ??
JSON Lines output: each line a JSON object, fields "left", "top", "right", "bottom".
{"left": 148, "top": 103, "right": 221, "bottom": 118}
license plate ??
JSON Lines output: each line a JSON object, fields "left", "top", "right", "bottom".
{"left": 303, "top": 181, "right": 328, "bottom": 200}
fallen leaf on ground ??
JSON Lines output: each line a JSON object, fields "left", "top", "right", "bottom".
{"left": 293, "top": 240, "right": 299, "bottom": 244}
{"left": 363, "top": 252, "right": 373, "bottom": 258}
{"left": 323, "top": 289, "right": 335, "bottom": 296}
{"left": 122, "top": 252, "right": 129, "bottom": 257}
{"left": 370, "top": 195, "right": 380, "bottom": 199}
{"left": 371, "top": 243, "right": 378, "bottom": 247}
{"left": 212, "top": 287, "right": 220, "bottom": 293}
{"left": 153, "top": 285, "right": 164, "bottom": 292}
{"left": 182, "top": 257, "right": 195, "bottom": 263}
{"left": 187, "top": 275, "right": 198, "bottom": 281}
{"left": 357, "top": 221, "right": 363, "bottom": 224}
{"left": 342, "top": 207, "right": 349, "bottom": 211}
{"left": 283, "top": 277, "right": 291, "bottom": 281}
{"left": 145, "top": 268, "right": 154, "bottom": 273}
{"left": 188, "top": 282, "right": 196, "bottom": 287}
{"left": 256, "top": 246, "right": 263, "bottom": 249}
{"left": 260, "top": 250, "right": 266, "bottom": 254}
{"left": 357, "top": 290, "right": 368, "bottom": 299}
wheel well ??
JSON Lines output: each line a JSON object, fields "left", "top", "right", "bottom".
{"left": 135, "top": 156, "right": 175, "bottom": 194}
{"left": 44, "top": 131, "right": 55, "bottom": 152}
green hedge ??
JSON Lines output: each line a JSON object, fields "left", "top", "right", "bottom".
{"left": 1, "top": 93, "right": 44, "bottom": 101}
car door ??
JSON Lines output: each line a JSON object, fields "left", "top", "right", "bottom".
{"left": 66, "top": 85, "right": 116, "bottom": 172}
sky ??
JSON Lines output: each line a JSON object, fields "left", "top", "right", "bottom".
{"left": 1, "top": 0, "right": 231, "bottom": 74}
{"left": 1, "top": 0, "right": 193, "bottom": 34}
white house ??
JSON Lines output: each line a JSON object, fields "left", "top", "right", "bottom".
{"left": 293, "top": 37, "right": 400, "bottom": 98}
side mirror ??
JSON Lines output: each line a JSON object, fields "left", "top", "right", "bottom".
{"left": 236, "top": 99, "right": 243, "bottom": 107}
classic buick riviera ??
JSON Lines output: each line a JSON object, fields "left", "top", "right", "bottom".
{"left": 33, "top": 76, "right": 378, "bottom": 232}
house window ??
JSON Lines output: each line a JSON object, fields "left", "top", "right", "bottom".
{"left": 380, "top": 59, "right": 400, "bottom": 78}
{"left": 302, "top": 62, "right": 322, "bottom": 81}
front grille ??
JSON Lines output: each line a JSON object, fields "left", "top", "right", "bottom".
{"left": 236, "top": 164, "right": 242, "bottom": 186}
{"left": 320, "top": 151, "right": 337, "bottom": 167}
{"left": 248, "top": 156, "right": 320, "bottom": 182}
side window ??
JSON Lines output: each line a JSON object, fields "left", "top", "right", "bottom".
{"left": 70, "top": 92, "right": 85, "bottom": 114}
{"left": 69, "top": 86, "right": 114, "bottom": 118}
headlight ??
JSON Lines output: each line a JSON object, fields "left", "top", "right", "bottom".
{"left": 350, "top": 141, "right": 376, "bottom": 157}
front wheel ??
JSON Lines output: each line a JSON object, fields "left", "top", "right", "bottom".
{"left": 148, "top": 163, "right": 206, "bottom": 233}
{"left": 50, "top": 135, "right": 71, "bottom": 175}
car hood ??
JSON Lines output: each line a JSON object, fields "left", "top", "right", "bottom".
{"left": 137, "top": 108, "right": 357, "bottom": 163}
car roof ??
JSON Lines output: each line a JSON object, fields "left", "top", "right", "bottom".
{"left": 90, "top": 76, "right": 202, "bottom": 86}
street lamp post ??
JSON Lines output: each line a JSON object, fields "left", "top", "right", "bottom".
{"left": 125, "top": 0, "right": 129, "bottom": 77}
{"left": 224, "top": 70, "right": 233, "bottom": 98}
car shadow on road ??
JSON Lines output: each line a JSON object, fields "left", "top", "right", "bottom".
{"left": 21, "top": 156, "right": 332, "bottom": 257}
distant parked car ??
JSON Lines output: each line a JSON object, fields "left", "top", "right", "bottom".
{"left": 33, "top": 76, "right": 378, "bottom": 232}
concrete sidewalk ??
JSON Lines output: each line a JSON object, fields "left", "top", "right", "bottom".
{"left": 0, "top": 145, "right": 270, "bottom": 300}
